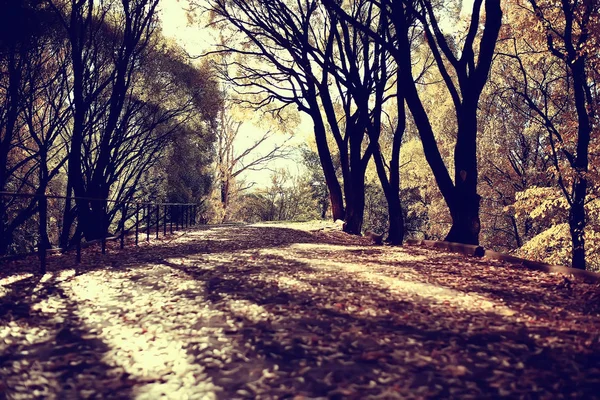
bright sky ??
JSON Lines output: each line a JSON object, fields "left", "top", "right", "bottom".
{"left": 159, "top": 0, "right": 310, "bottom": 188}
{"left": 157, "top": 0, "right": 475, "bottom": 189}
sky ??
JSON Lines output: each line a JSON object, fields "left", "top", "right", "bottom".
{"left": 158, "top": 0, "right": 311, "bottom": 189}
{"left": 157, "top": 0, "right": 475, "bottom": 188}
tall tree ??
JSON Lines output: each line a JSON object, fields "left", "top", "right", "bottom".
{"left": 206, "top": 0, "right": 404, "bottom": 235}
{"left": 206, "top": 0, "right": 346, "bottom": 222}
{"left": 48, "top": 0, "right": 160, "bottom": 240}
{"left": 325, "top": 0, "right": 503, "bottom": 245}
{"left": 494, "top": 0, "right": 599, "bottom": 269}
{"left": 0, "top": 0, "right": 64, "bottom": 254}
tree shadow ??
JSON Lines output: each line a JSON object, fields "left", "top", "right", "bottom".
{"left": 0, "top": 273, "right": 138, "bottom": 399}
{"left": 2, "top": 225, "right": 599, "bottom": 398}
{"left": 349, "top": 245, "right": 600, "bottom": 316}
{"left": 158, "top": 246, "right": 600, "bottom": 398}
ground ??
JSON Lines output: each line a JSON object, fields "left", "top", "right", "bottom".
{"left": 1, "top": 222, "right": 599, "bottom": 399}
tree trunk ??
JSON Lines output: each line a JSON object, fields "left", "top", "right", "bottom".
{"left": 309, "top": 101, "right": 345, "bottom": 221}
{"left": 38, "top": 152, "right": 50, "bottom": 252}
{"left": 568, "top": 59, "right": 592, "bottom": 270}
{"left": 343, "top": 174, "right": 365, "bottom": 235}
{"left": 59, "top": 181, "right": 74, "bottom": 249}
{"left": 220, "top": 177, "right": 229, "bottom": 223}
{"left": 445, "top": 106, "right": 481, "bottom": 245}
{"left": 320, "top": 201, "right": 328, "bottom": 219}
{"left": 0, "top": 198, "right": 7, "bottom": 256}
{"left": 569, "top": 189, "right": 586, "bottom": 270}
{"left": 372, "top": 147, "right": 404, "bottom": 245}
{"left": 386, "top": 194, "right": 404, "bottom": 245}
{"left": 81, "top": 185, "right": 110, "bottom": 241}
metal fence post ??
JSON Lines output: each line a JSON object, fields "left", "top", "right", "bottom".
{"left": 38, "top": 193, "right": 47, "bottom": 274}
{"left": 101, "top": 199, "right": 107, "bottom": 255}
{"left": 155, "top": 205, "right": 159, "bottom": 239}
{"left": 120, "top": 203, "right": 126, "bottom": 249}
{"left": 163, "top": 204, "right": 167, "bottom": 236}
{"left": 146, "top": 204, "right": 150, "bottom": 241}
{"left": 135, "top": 203, "right": 139, "bottom": 246}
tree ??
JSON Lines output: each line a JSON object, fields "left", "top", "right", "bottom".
{"left": 325, "top": 0, "right": 503, "bottom": 245}
{"left": 206, "top": 0, "right": 403, "bottom": 235}
{"left": 0, "top": 0, "right": 220, "bottom": 254}
{"left": 47, "top": 0, "right": 161, "bottom": 240}
{"left": 205, "top": 0, "right": 346, "bottom": 222}
{"left": 237, "top": 168, "right": 321, "bottom": 223}
{"left": 497, "top": 0, "right": 599, "bottom": 269}
{"left": 0, "top": 0, "right": 66, "bottom": 254}
{"left": 300, "top": 146, "right": 332, "bottom": 219}
{"left": 214, "top": 90, "right": 293, "bottom": 223}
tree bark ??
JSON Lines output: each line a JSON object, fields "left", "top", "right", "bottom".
{"left": 343, "top": 173, "right": 366, "bottom": 235}
{"left": 445, "top": 103, "right": 481, "bottom": 245}
{"left": 307, "top": 96, "right": 345, "bottom": 221}
{"left": 568, "top": 58, "right": 591, "bottom": 270}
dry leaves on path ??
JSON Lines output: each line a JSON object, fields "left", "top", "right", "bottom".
{"left": 1, "top": 222, "right": 599, "bottom": 399}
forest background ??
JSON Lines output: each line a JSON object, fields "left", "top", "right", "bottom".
{"left": 0, "top": 0, "right": 598, "bottom": 270}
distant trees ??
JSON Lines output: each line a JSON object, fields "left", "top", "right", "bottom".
{"left": 213, "top": 92, "right": 292, "bottom": 223}
{"left": 237, "top": 169, "right": 321, "bottom": 223}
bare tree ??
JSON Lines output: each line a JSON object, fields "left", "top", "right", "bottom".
{"left": 206, "top": 0, "right": 403, "bottom": 235}
{"left": 48, "top": 0, "right": 161, "bottom": 240}
{"left": 215, "top": 92, "right": 292, "bottom": 222}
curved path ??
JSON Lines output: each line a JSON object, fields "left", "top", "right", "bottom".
{"left": 1, "top": 223, "right": 599, "bottom": 399}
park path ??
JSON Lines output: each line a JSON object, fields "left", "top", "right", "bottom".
{"left": 1, "top": 222, "right": 600, "bottom": 399}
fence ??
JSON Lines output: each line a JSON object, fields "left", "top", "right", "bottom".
{"left": 0, "top": 191, "right": 200, "bottom": 274}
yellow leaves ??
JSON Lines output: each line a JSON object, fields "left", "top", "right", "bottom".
{"left": 513, "top": 187, "right": 568, "bottom": 224}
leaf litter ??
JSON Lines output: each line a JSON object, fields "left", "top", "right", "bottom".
{"left": 0, "top": 221, "right": 599, "bottom": 399}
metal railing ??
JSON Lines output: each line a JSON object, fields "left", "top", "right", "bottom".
{"left": 0, "top": 191, "right": 201, "bottom": 274}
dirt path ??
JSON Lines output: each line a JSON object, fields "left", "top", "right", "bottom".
{"left": 1, "top": 223, "right": 599, "bottom": 399}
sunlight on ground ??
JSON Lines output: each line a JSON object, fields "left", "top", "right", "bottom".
{"left": 0, "top": 273, "right": 34, "bottom": 287}
{"left": 226, "top": 300, "right": 273, "bottom": 323}
{"left": 0, "top": 273, "right": 34, "bottom": 299}
{"left": 65, "top": 269, "right": 221, "bottom": 399}
{"left": 260, "top": 246, "right": 518, "bottom": 317}
{"left": 1, "top": 225, "right": 599, "bottom": 398}
{"left": 0, "top": 320, "right": 58, "bottom": 398}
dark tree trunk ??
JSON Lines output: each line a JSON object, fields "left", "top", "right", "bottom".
{"left": 568, "top": 59, "right": 591, "bottom": 270}
{"left": 569, "top": 193, "right": 586, "bottom": 270}
{"left": 0, "top": 49, "right": 21, "bottom": 255}
{"left": 445, "top": 105, "right": 481, "bottom": 245}
{"left": 320, "top": 202, "right": 328, "bottom": 219}
{"left": 510, "top": 215, "right": 522, "bottom": 248}
{"left": 372, "top": 141, "right": 404, "bottom": 245}
{"left": 342, "top": 115, "right": 369, "bottom": 235}
{"left": 386, "top": 196, "right": 404, "bottom": 245}
{"left": 220, "top": 177, "right": 229, "bottom": 222}
{"left": 59, "top": 179, "right": 74, "bottom": 249}
{"left": 38, "top": 152, "right": 50, "bottom": 252}
{"left": 373, "top": 149, "right": 405, "bottom": 245}
{"left": 308, "top": 97, "right": 345, "bottom": 221}
{"left": 343, "top": 174, "right": 365, "bottom": 235}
